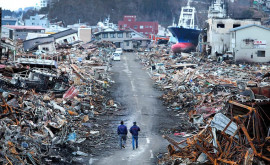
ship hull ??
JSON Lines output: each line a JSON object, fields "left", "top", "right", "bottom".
{"left": 168, "top": 27, "right": 201, "bottom": 53}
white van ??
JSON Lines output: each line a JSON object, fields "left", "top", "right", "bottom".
{"left": 115, "top": 48, "right": 123, "bottom": 55}
{"left": 113, "top": 53, "right": 121, "bottom": 61}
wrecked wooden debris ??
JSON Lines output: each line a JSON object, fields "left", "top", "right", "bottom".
{"left": 0, "top": 41, "right": 122, "bottom": 164}
{"left": 137, "top": 44, "right": 270, "bottom": 164}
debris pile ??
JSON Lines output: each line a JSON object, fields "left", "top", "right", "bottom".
{"left": 0, "top": 42, "right": 118, "bottom": 164}
{"left": 138, "top": 47, "right": 270, "bottom": 164}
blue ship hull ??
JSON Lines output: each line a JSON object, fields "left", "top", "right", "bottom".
{"left": 168, "top": 26, "right": 201, "bottom": 51}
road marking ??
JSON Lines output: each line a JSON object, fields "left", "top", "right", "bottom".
{"left": 89, "top": 158, "right": 93, "bottom": 164}
{"left": 147, "top": 72, "right": 152, "bottom": 78}
{"left": 89, "top": 158, "right": 98, "bottom": 165}
{"left": 130, "top": 80, "right": 135, "bottom": 92}
{"left": 150, "top": 150, "right": 154, "bottom": 159}
{"left": 146, "top": 138, "right": 150, "bottom": 144}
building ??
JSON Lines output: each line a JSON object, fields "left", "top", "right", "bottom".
{"left": 23, "top": 28, "right": 79, "bottom": 53}
{"left": 118, "top": 15, "right": 158, "bottom": 35}
{"left": 2, "top": 16, "right": 18, "bottom": 26}
{"left": 49, "top": 28, "right": 78, "bottom": 45}
{"left": 40, "top": 0, "right": 48, "bottom": 8}
{"left": 25, "top": 15, "right": 50, "bottom": 28}
{"left": 206, "top": 18, "right": 261, "bottom": 56}
{"left": 46, "top": 24, "right": 68, "bottom": 33}
{"left": 23, "top": 36, "right": 55, "bottom": 53}
{"left": 78, "top": 28, "right": 92, "bottom": 43}
{"left": 230, "top": 24, "right": 270, "bottom": 63}
{"left": 26, "top": 33, "right": 50, "bottom": 40}
{"left": 129, "top": 29, "right": 151, "bottom": 48}
{"left": 1, "top": 38, "right": 15, "bottom": 57}
{"left": 39, "top": 0, "right": 59, "bottom": 8}
{"left": 94, "top": 30, "right": 133, "bottom": 50}
{"left": 2, "top": 25, "right": 45, "bottom": 40}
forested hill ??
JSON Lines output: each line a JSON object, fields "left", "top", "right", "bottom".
{"left": 48, "top": 0, "right": 212, "bottom": 27}
{"left": 47, "top": 0, "right": 254, "bottom": 27}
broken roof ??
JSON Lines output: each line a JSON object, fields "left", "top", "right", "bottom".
{"left": 230, "top": 24, "right": 270, "bottom": 32}
{"left": 23, "top": 37, "right": 54, "bottom": 51}
{"left": 49, "top": 29, "right": 77, "bottom": 39}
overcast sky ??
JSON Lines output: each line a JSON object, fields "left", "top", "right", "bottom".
{"left": 0, "top": 0, "right": 38, "bottom": 11}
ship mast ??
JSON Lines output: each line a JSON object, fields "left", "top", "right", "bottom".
{"left": 187, "top": 0, "right": 190, "bottom": 6}
{"left": 178, "top": 0, "right": 196, "bottom": 29}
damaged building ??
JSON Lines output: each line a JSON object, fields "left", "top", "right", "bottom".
{"left": 23, "top": 28, "right": 79, "bottom": 53}
{"left": 230, "top": 24, "right": 270, "bottom": 63}
{"left": 23, "top": 36, "right": 55, "bottom": 53}
{"left": 206, "top": 18, "right": 261, "bottom": 57}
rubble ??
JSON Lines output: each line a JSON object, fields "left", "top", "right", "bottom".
{"left": 0, "top": 41, "right": 120, "bottom": 164}
{"left": 138, "top": 45, "right": 270, "bottom": 164}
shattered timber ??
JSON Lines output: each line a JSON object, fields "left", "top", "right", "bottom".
{"left": 2, "top": 0, "right": 270, "bottom": 164}
{"left": 0, "top": 41, "right": 121, "bottom": 164}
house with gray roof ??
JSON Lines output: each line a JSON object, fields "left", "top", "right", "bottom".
{"left": 23, "top": 28, "right": 79, "bottom": 53}
{"left": 230, "top": 24, "right": 270, "bottom": 63}
{"left": 23, "top": 36, "right": 55, "bottom": 52}
{"left": 49, "top": 29, "right": 79, "bottom": 45}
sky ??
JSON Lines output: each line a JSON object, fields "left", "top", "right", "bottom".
{"left": 0, "top": 0, "right": 38, "bottom": 11}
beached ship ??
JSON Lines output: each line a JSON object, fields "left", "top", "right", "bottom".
{"left": 168, "top": 0, "right": 201, "bottom": 53}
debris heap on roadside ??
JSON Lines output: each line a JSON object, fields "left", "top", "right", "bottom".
{"left": 0, "top": 41, "right": 119, "bottom": 164}
{"left": 138, "top": 45, "right": 270, "bottom": 165}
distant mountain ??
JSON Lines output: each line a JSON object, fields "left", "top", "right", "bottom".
{"left": 3, "top": 0, "right": 262, "bottom": 28}
{"left": 48, "top": 0, "right": 212, "bottom": 27}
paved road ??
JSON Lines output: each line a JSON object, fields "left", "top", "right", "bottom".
{"left": 91, "top": 52, "right": 172, "bottom": 165}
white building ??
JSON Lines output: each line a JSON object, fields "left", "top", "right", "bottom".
{"left": 37, "top": 0, "right": 59, "bottom": 9}
{"left": 230, "top": 24, "right": 270, "bottom": 63}
{"left": 25, "top": 15, "right": 50, "bottom": 28}
{"left": 207, "top": 18, "right": 261, "bottom": 56}
{"left": 40, "top": 0, "right": 48, "bottom": 8}
{"left": 78, "top": 28, "right": 92, "bottom": 43}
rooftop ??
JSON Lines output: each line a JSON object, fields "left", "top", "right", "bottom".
{"left": 49, "top": 29, "right": 78, "bottom": 39}
{"left": 3, "top": 25, "right": 45, "bottom": 30}
{"left": 230, "top": 24, "right": 270, "bottom": 32}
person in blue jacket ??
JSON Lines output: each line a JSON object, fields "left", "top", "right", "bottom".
{"left": 129, "top": 122, "right": 140, "bottom": 150}
{"left": 117, "top": 121, "right": 128, "bottom": 149}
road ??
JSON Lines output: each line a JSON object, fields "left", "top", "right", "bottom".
{"left": 90, "top": 52, "right": 174, "bottom": 165}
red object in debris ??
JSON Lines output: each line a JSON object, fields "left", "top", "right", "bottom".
{"left": 63, "top": 86, "right": 79, "bottom": 99}
{"left": 174, "top": 132, "right": 186, "bottom": 136}
{"left": 171, "top": 43, "right": 193, "bottom": 53}
{"left": 0, "top": 65, "right": 6, "bottom": 69}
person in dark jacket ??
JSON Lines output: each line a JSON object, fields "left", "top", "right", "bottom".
{"left": 117, "top": 121, "right": 128, "bottom": 149}
{"left": 129, "top": 122, "right": 140, "bottom": 150}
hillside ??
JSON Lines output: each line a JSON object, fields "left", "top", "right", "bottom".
{"left": 48, "top": 0, "right": 212, "bottom": 27}
{"left": 3, "top": 0, "right": 260, "bottom": 28}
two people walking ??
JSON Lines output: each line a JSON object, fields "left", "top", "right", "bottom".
{"left": 117, "top": 121, "right": 140, "bottom": 150}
